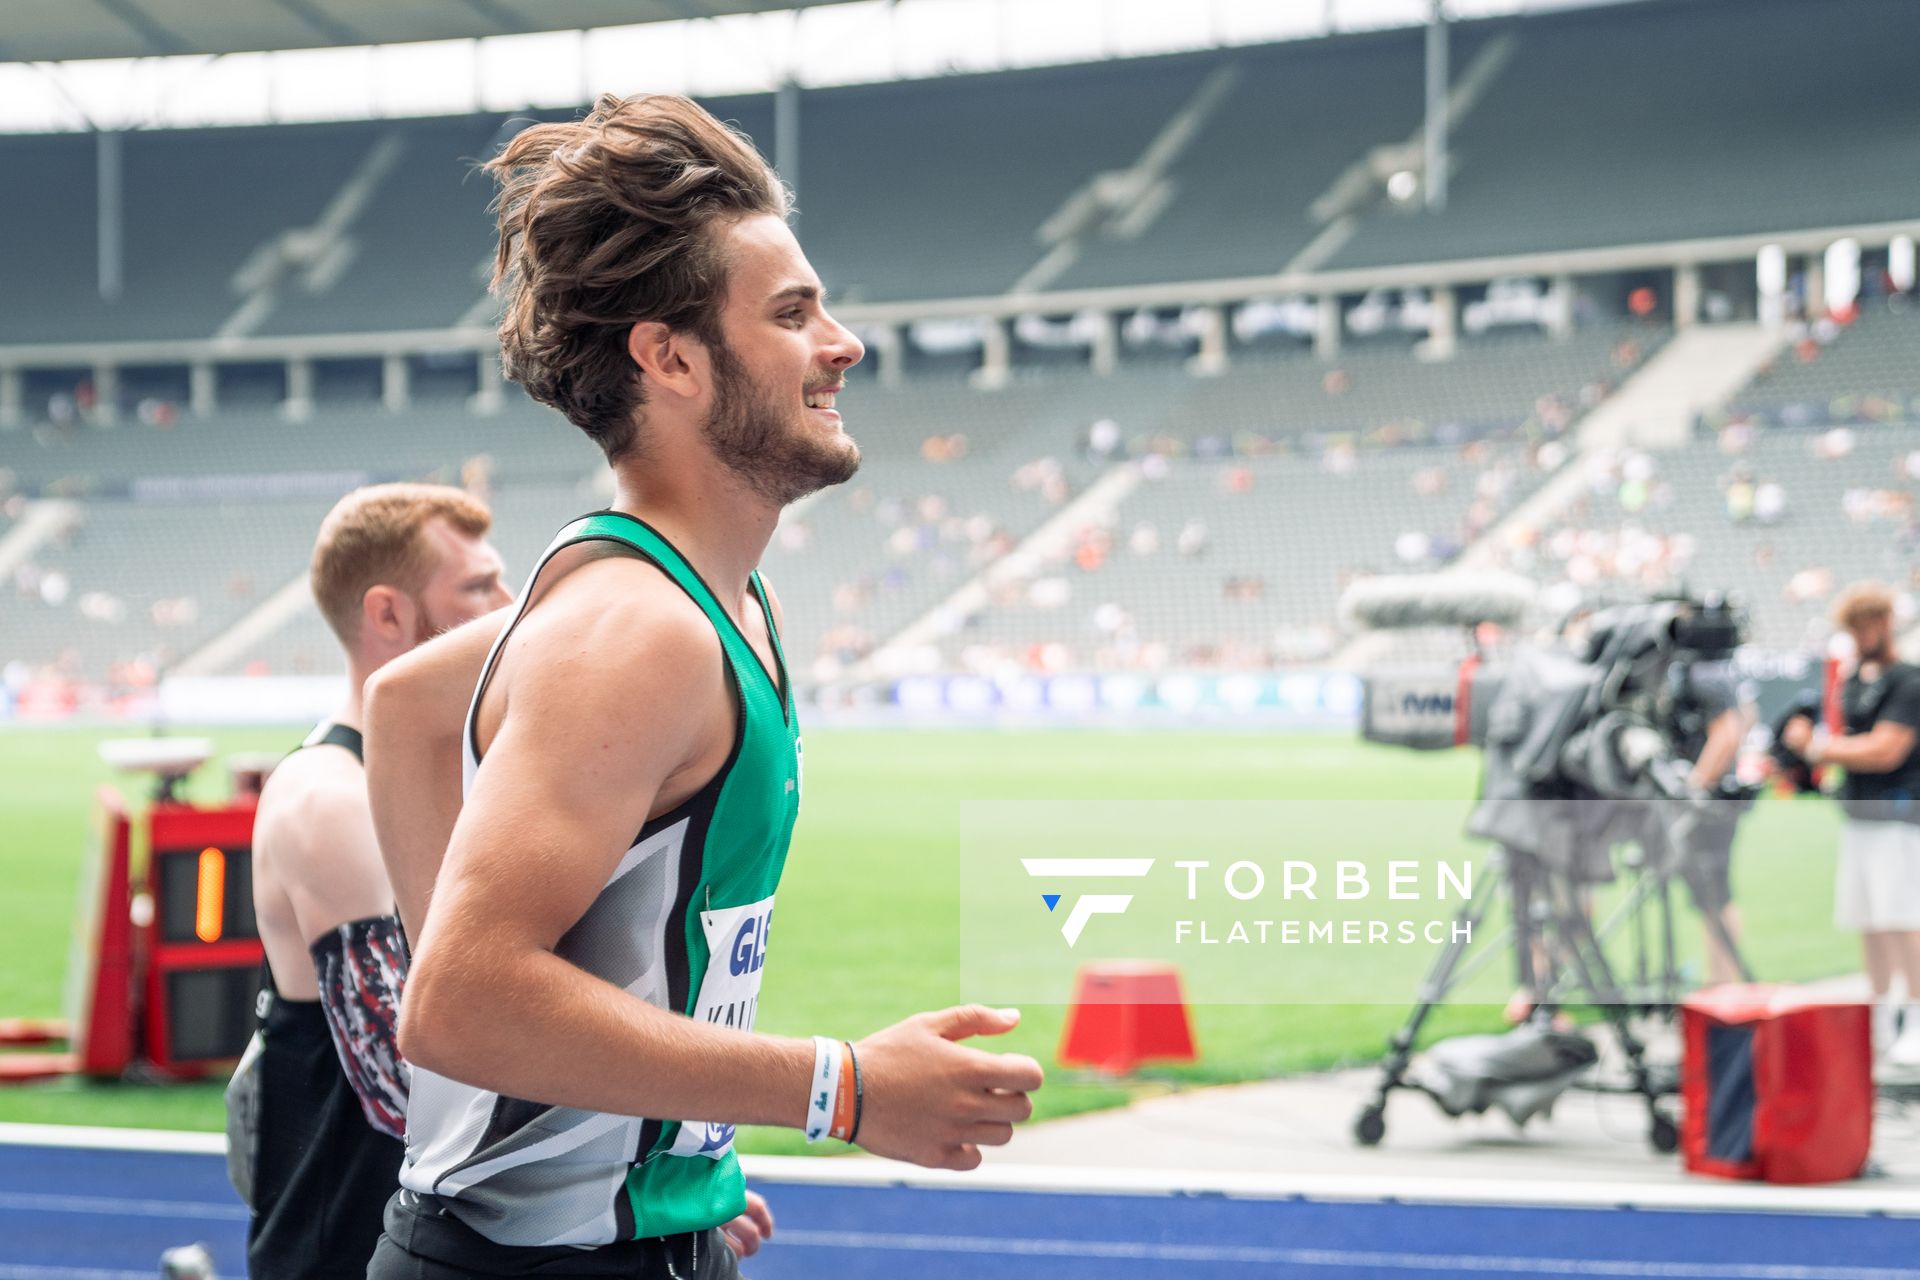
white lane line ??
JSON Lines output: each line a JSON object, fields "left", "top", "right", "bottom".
{"left": 738, "top": 1156, "right": 1920, "bottom": 1220}
{"left": 0, "top": 1191, "right": 245, "bottom": 1222}
{"left": 773, "top": 1230, "right": 1920, "bottom": 1279}
{"left": 0, "top": 1125, "right": 223, "bottom": 1156}
{"left": 0, "top": 1268, "right": 152, "bottom": 1280}
{"left": 2, "top": 1125, "right": 1917, "bottom": 1221}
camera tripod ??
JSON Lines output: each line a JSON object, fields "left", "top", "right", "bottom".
{"left": 1353, "top": 826, "right": 1752, "bottom": 1154}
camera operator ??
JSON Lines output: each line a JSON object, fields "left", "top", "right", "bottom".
{"left": 1670, "top": 653, "right": 1751, "bottom": 986}
{"left": 1780, "top": 583, "right": 1920, "bottom": 1065}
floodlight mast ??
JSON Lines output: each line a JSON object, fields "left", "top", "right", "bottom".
{"left": 1425, "top": 0, "right": 1449, "bottom": 213}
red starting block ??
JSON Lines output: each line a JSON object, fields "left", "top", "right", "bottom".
{"left": 1058, "top": 961, "right": 1197, "bottom": 1075}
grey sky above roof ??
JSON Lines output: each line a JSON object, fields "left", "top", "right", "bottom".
{"left": 0, "top": 0, "right": 829, "bottom": 63}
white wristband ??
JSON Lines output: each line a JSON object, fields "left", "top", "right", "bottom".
{"left": 805, "top": 1035, "right": 842, "bottom": 1143}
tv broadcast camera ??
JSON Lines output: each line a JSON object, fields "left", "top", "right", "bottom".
{"left": 1341, "top": 573, "right": 1757, "bottom": 1154}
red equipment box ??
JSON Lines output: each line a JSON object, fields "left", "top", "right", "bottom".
{"left": 1681, "top": 983, "right": 1872, "bottom": 1184}
{"left": 142, "top": 801, "right": 262, "bottom": 1075}
{"left": 4, "top": 778, "right": 263, "bottom": 1084}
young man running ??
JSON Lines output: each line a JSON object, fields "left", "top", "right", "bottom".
{"left": 364, "top": 95, "right": 1043, "bottom": 1277}
{"left": 245, "top": 483, "right": 510, "bottom": 1279}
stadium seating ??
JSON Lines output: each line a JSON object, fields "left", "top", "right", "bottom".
{"left": 1488, "top": 426, "right": 1919, "bottom": 651}
{"left": 4, "top": 0, "right": 1916, "bottom": 693}
{"left": 0, "top": 123, "right": 386, "bottom": 344}
{"left": 1725, "top": 304, "right": 1920, "bottom": 428}
{"left": 221, "top": 479, "right": 606, "bottom": 677}
{"left": 261, "top": 115, "right": 511, "bottom": 337}
{"left": 3, "top": 0, "right": 1911, "bottom": 351}
{"left": 1154, "top": 323, "right": 1656, "bottom": 448}
{"left": 1, "top": 400, "right": 600, "bottom": 494}
{"left": 921, "top": 442, "right": 1552, "bottom": 674}
{"left": 0, "top": 320, "right": 1672, "bottom": 681}
{"left": 1027, "top": 34, "right": 1426, "bottom": 291}
{"left": 0, "top": 497, "right": 340, "bottom": 680}
{"left": 1327, "top": 0, "right": 1920, "bottom": 270}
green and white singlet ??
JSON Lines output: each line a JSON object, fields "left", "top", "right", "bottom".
{"left": 399, "top": 512, "right": 802, "bottom": 1248}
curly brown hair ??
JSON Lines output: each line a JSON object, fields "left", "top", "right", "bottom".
{"left": 1833, "top": 581, "right": 1895, "bottom": 633}
{"left": 486, "top": 94, "right": 788, "bottom": 462}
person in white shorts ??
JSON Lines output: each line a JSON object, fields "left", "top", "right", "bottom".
{"left": 1782, "top": 582, "right": 1920, "bottom": 1064}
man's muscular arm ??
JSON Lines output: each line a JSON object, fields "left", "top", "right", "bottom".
{"left": 1816, "top": 720, "right": 1918, "bottom": 773}
{"left": 364, "top": 606, "right": 510, "bottom": 943}
{"left": 1783, "top": 713, "right": 1918, "bottom": 773}
{"left": 399, "top": 571, "right": 1042, "bottom": 1170}
{"left": 271, "top": 770, "right": 412, "bottom": 1136}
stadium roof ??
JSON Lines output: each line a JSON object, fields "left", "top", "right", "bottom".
{"left": 0, "top": 0, "right": 827, "bottom": 63}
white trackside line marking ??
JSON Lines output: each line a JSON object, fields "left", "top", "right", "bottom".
{"left": 736, "top": 1156, "right": 1920, "bottom": 1219}
{"left": 0, "top": 1124, "right": 224, "bottom": 1155}
{"left": 0, "top": 1191, "right": 246, "bottom": 1222}
{"left": 0, "top": 1268, "right": 152, "bottom": 1280}
{"left": 771, "top": 1229, "right": 1920, "bottom": 1280}
{"left": 1, "top": 1131, "right": 1912, "bottom": 1220}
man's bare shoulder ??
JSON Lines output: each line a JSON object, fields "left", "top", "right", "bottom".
{"left": 255, "top": 746, "right": 369, "bottom": 862}
{"left": 506, "top": 552, "right": 723, "bottom": 683}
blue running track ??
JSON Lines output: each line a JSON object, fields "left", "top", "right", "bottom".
{"left": 1, "top": 1136, "right": 1917, "bottom": 1279}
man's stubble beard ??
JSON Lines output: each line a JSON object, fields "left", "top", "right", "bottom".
{"left": 700, "top": 337, "right": 860, "bottom": 507}
{"left": 414, "top": 602, "right": 456, "bottom": 647}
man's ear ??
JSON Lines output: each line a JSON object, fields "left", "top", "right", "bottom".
{"left": 627, "top": 321, "right": 703, "bottom": 402}
{"left": 360, "top": 584, "right": 414, "bottom": 648}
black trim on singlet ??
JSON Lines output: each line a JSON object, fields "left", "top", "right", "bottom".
{"left": 595, "top": 510, "right": 791, "bottom": 727}
{"left": 611, "top": 1161, "right": 638, "bottom": 1241}
{"left": 468, "top": 528, "right": 749, "bottom": 853}
{"left": 628, "top": 645, "right": 747, "bottom": 1170}
{"left": 304, "top": 722, "right": 365, "bottom": 763}
{"left": 748, "top": 575, "right": 791, "bottom": 717}
{"left": 466, "top": 1094, "right": 546, "bottom": 1167}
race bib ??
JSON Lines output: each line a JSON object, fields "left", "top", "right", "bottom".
{"left": 665, "top": 894, "right": 774, "bottom": 1159}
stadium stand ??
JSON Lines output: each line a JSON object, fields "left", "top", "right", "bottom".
{"left": 762, "top": 371, "right": 1140, "bottom": 678}
{"left": 765, "top": 322, "right": 1638, "bottom": 676}
{"left": 4, "top": 0, "right": 1912, "bottom": 349}
{"left": 1152, "top": 322, "right": 1657, "bottom": 449}
{"left": 217, "top": 478, "right": 608, "bottom": 676}
{"left": 3, "top": 319, "right": 1638, "bottom": 682}
{"left": 1, "top": 401, "right": 599, "bottom": 494}
{"left": 262, "top": 115, "right": 515, "bottom": 337}
{"left": 1, "top": 497, "right": 340, "bottom": 680}
{"left": 0, "top": 312, "right": 1679, "bottom": 683}
{"left": 3, "top": 0, "right": 1918, "bottom": 700}
{"left": 1326, "top": 0, "right": 1920, "bottom": 270}
{"left": 792, "top": 61, "right": 1215, "bottom": 303}
{"left": 0, "top": 124, "right": 385, "bottom": 344}
{"left": 1038, "top": 34, "right": 1427, "bottom": 291}
{"left": 1724, "top": 304, "right": 1920, "bottom": 429}
{"left": 919, "top": 441, "right": 1554, "bottom": 674}
{"left": 1487, "top": 425, "right": 1920, "bottom": 651}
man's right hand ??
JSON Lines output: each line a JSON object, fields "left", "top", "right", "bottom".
{"left": 851, "top": 1005, "right": 1044, "bottom": 1170}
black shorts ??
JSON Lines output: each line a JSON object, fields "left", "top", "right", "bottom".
{"left": 368, "top": 1191, "right": 740, "bottom": 1280}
